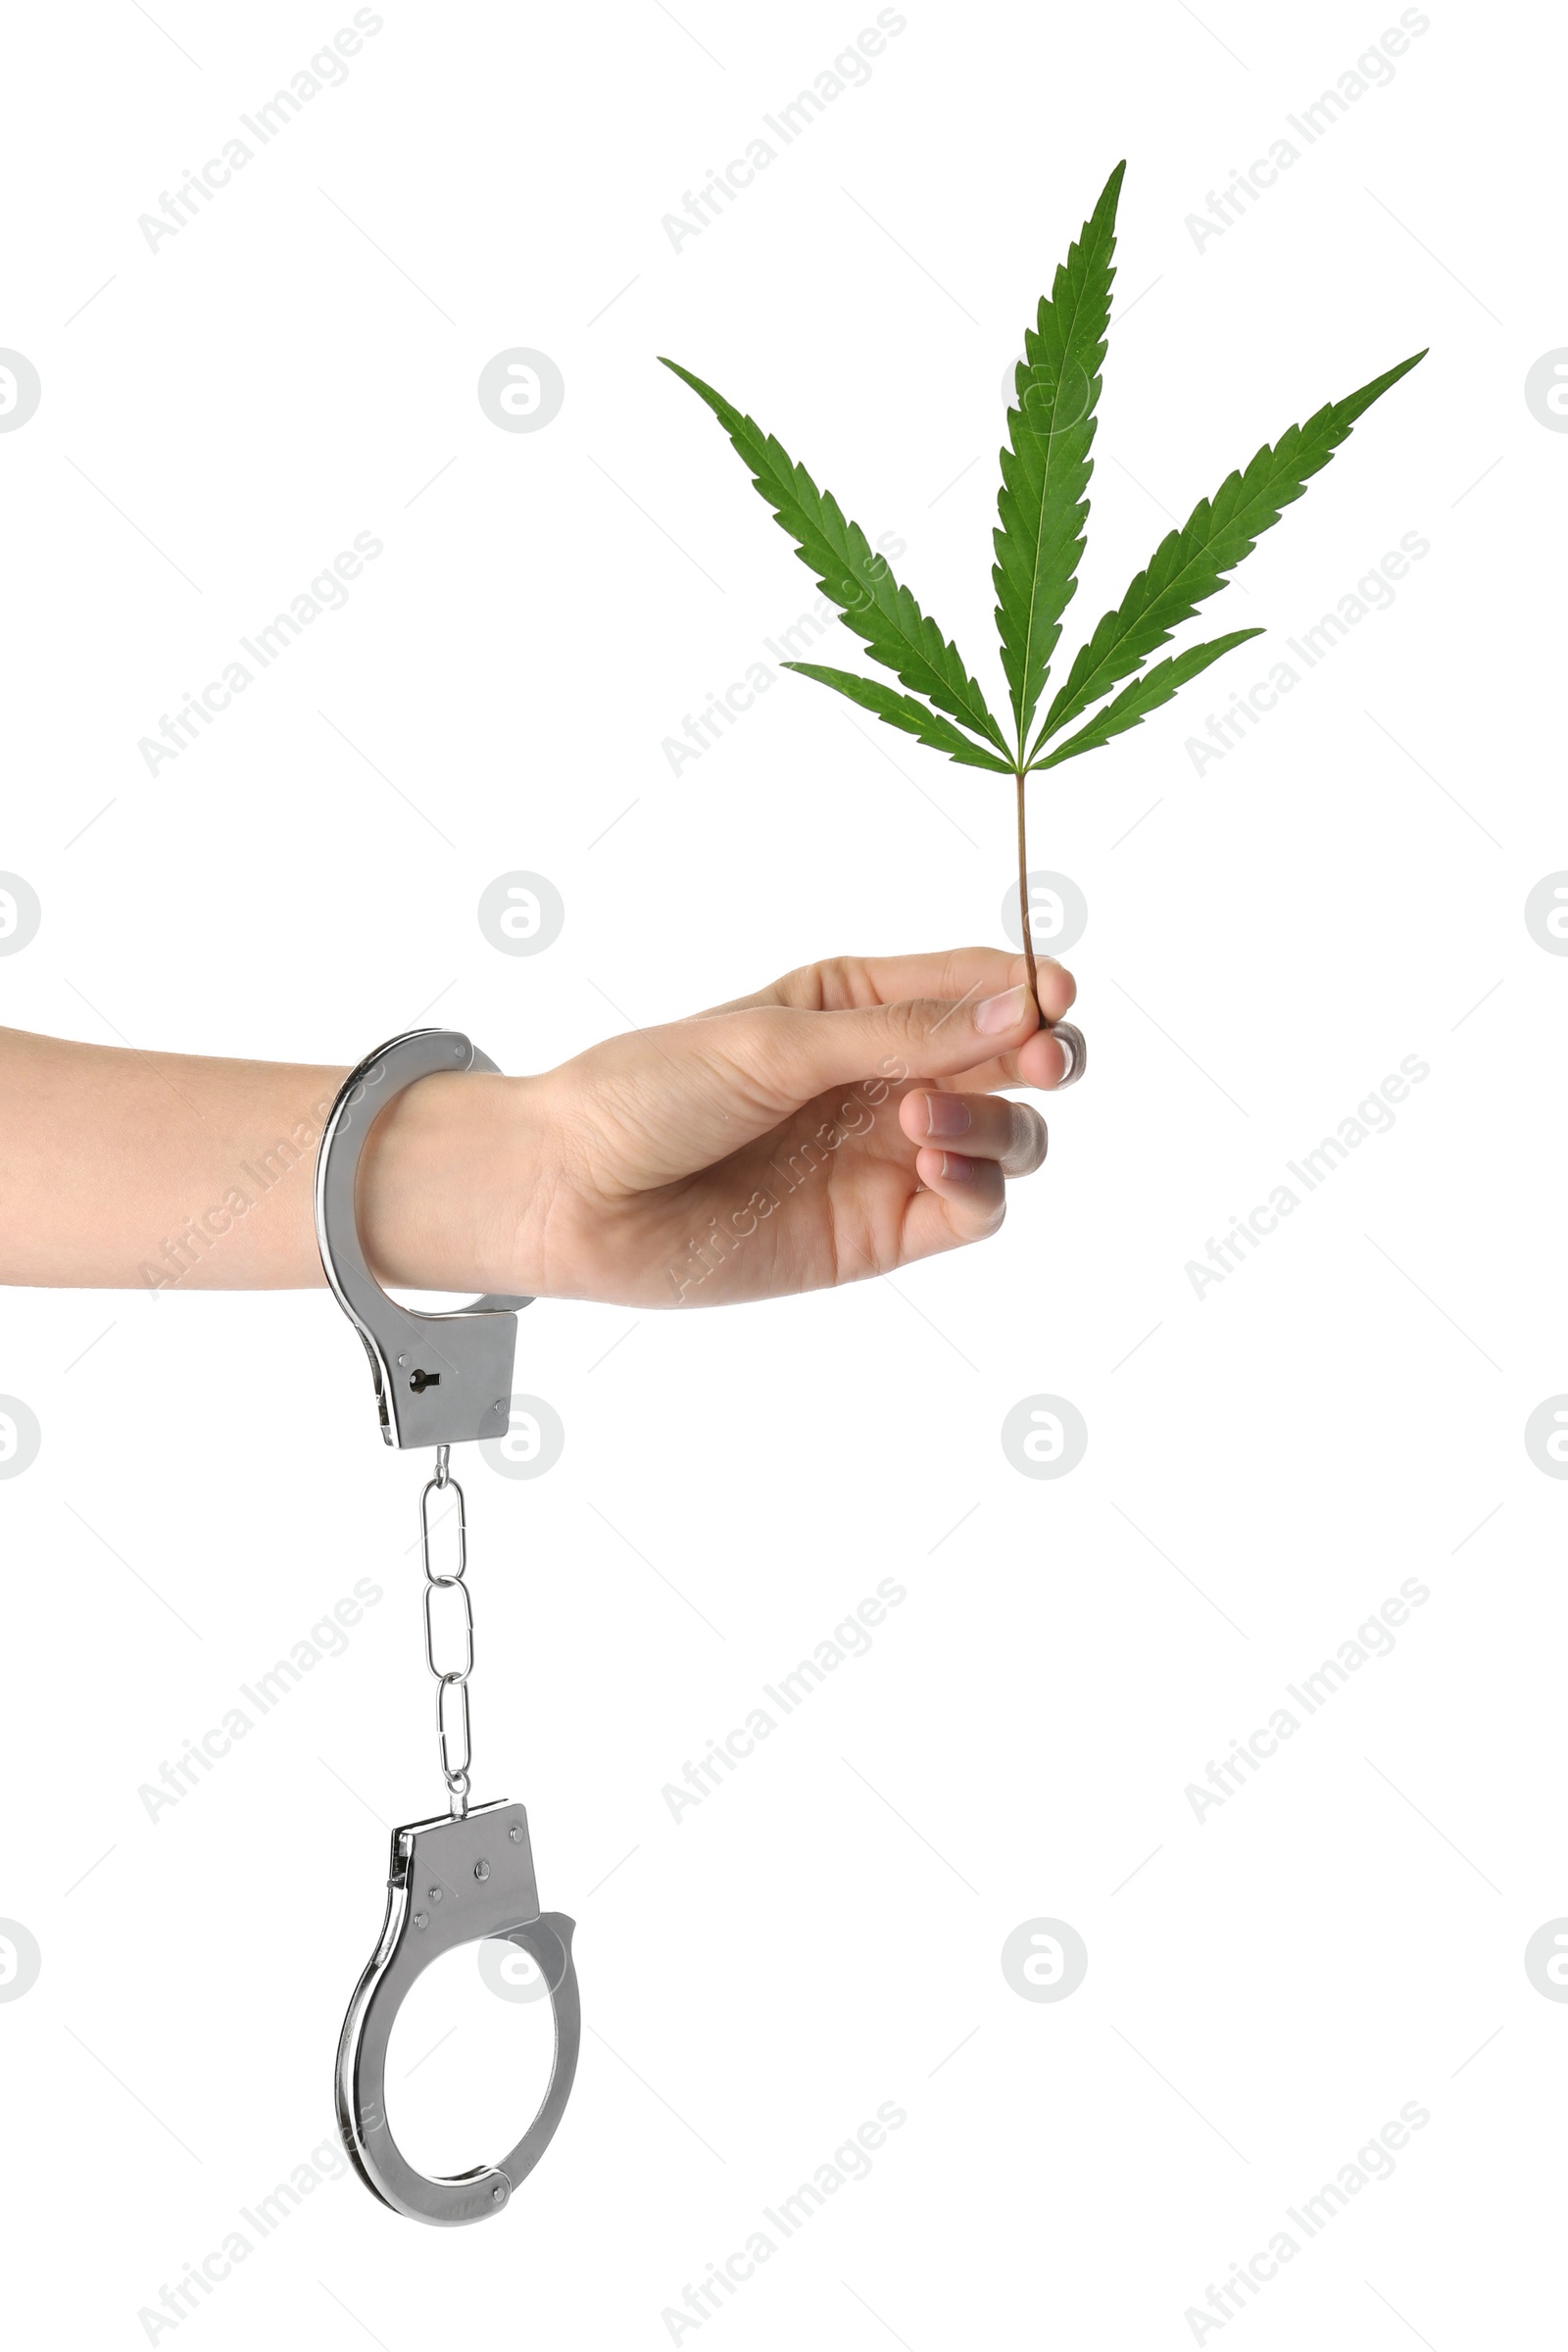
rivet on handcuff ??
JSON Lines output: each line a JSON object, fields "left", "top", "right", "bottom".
{"left": 315, "top": 1028, "right": 579, "bottom": 2227}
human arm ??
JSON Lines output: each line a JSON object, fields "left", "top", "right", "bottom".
{"left": 0, "top": 947, "right": 1081, "bottom": 1304}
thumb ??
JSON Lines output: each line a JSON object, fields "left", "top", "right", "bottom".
{"left": 718, "top": 981, "right": 1040, "bottom": 1108}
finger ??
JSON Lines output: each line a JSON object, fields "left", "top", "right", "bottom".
{"left": 713, "top": 982, "right": 1046, "bottom": 1114}
{"left": 709, "top": 948, "right": 1077, "bottom": 1026}
{"left": 900, "top": 1092, "right": 1049, "bottom": 1175}
{"left": 907, "top": 1149, "right": 1006, "bottom": 1245}
{"left": 937, "top": 1018, "right": 1088, "bottom": 1096}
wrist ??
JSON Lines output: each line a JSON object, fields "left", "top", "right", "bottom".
{"left": 357, "top": 1069, "right": 547, "bottom": 1297}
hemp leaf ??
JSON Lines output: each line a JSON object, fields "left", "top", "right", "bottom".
{"left": 994, "top": 158, "right": 1124, "bottom": 748}
{"left": 660, "top": 358, "right": 1010, "bottom": 757}
{"left": 662, "top": 164, "right": 1425, "bottom": 1001}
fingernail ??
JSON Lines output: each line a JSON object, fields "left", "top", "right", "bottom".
{"left": 1051, "top": 1021, "right": 1087, "bottom": 1087}
{"left": 924, "top": 1094, "right": 971, "bottom": 1139}
{"left": 975, "top": 984, "right": 1031, "bottom": 1035}
{"left": 939, "top": 1152, "right": 975, "bottom": 1182}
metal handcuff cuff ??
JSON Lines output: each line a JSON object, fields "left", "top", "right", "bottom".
{"left": 314, "top": 1028, "right": 579, "bottom": 2227}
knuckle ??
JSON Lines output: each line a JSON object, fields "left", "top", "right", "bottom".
{"left": 886, "top": 996, "right": 948, "bottom": 1050}
{"left": 944, "top": 948, "right": 989, "bottom": 997}
{"left": 772, "top": 955, "right": 869, "bottom": 1010}
{"left": 739, "top": 1004, "right": 798, "bottom": 1063}
{"left": 770, "top": 960, "right": 823, "bottom": 1008}
{"left": 869, "top": 1004, "right": 935, "bottom": 1086}
{"left": 716, "top": 1006, "right": 802, "bottom": 1098}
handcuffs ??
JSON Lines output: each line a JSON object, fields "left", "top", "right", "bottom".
{"left": 315, "top": 1028, "right": 579, "bottom": 2226}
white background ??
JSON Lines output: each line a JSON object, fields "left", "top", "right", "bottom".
{"left": 0, "top": 0, "right": 1563, "bottom": 2343}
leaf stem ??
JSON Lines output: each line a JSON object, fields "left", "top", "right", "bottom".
{"left": 1014, "top": 767, "right": 1038, "bottom": 1011}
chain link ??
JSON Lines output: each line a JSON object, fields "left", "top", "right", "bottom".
{"left": 420, "top": 1442, "right": 473, "bottom": 1817}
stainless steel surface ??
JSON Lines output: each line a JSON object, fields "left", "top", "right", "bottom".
{"left": 335, "top": 1800, "right": 579, "bottom": 2227}
{"left": 314, "top": 1027, "right": 531, "bottom": 1450}
{"left": 421, "top": 1454, "right": 475, "bottom": 1818}
{"left": 436, "top": 1671, "right": 472, "bottom": 1808}
{"left": 318, "top": 1026, "right": 579, "bottom": 2225}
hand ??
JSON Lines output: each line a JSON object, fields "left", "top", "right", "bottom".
{"left": 387, "top": 948, "right": 1082, "bottom": 1308}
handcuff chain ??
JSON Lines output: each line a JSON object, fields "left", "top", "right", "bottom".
{"left": 420, "top": 1441, "right": 473, "bottom": 1818}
